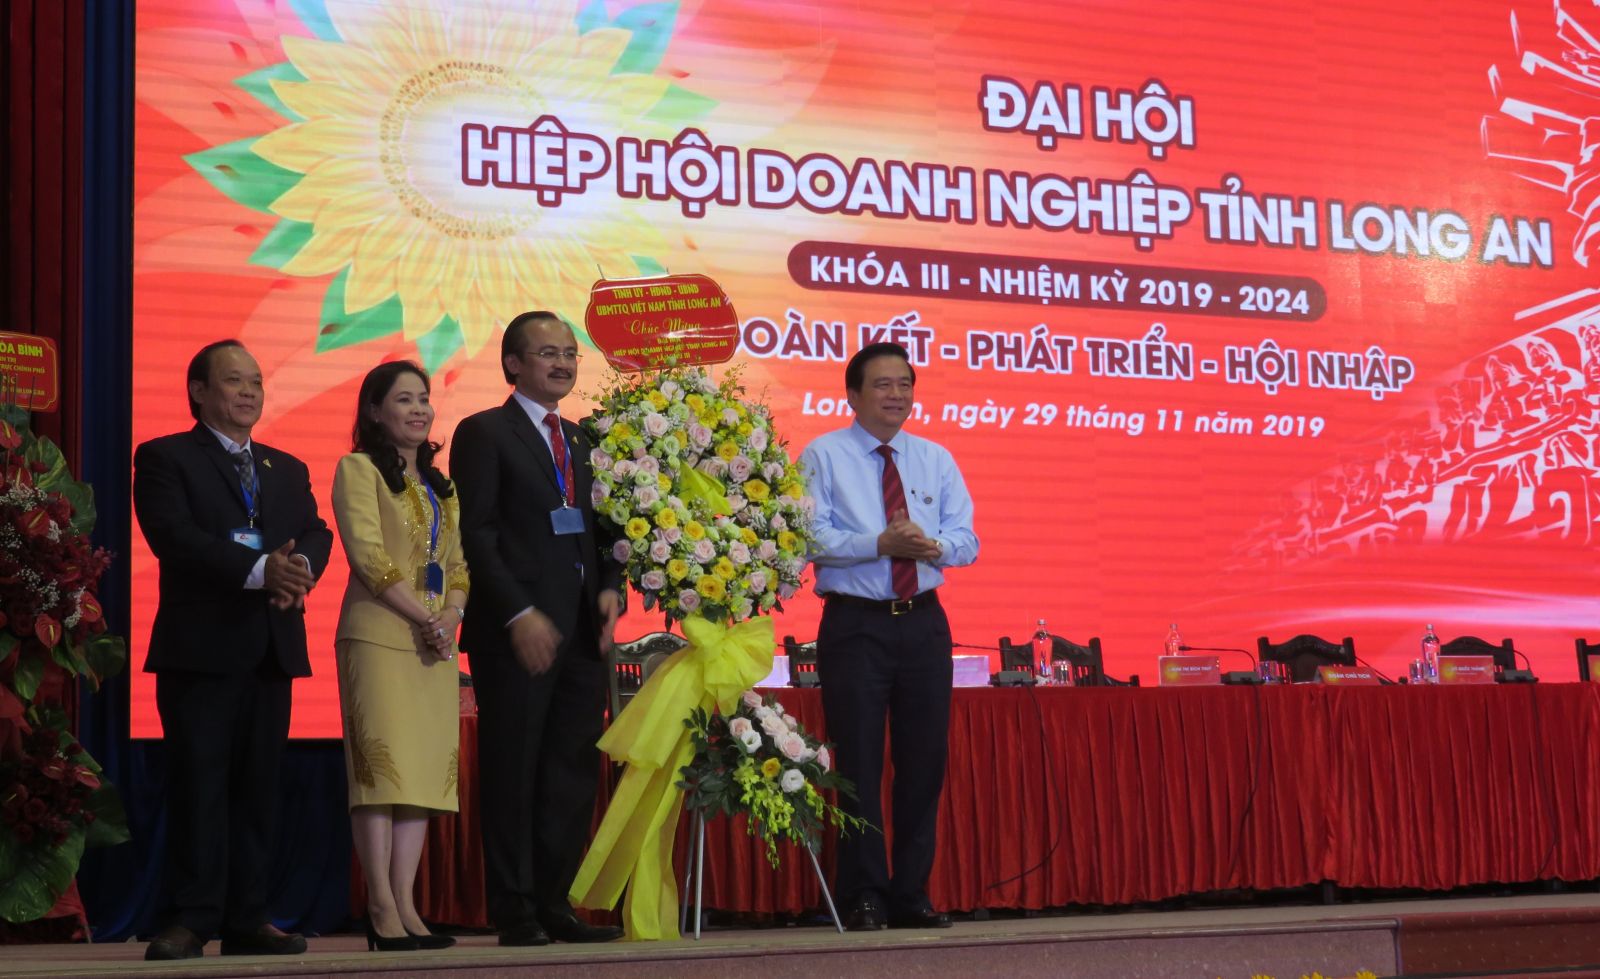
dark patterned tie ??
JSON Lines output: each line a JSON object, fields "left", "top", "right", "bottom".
{"left": 875, "top": 445, "right": 919, "bottom": 600}
{"left": 543, "top": 414, "right": 576, "bottom": 506}
{"left": 231, "top": 446, "right": 257, "bottom": 508}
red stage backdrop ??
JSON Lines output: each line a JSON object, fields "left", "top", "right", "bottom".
{"left": 131, "top": 0, "right": 1600, "bottom": 736}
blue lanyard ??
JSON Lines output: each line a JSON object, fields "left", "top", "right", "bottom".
{"left": 240, "top": 465, "right": 259, "bottom": 526}
{"left": 423, "top": 479, "right": 440, "bottom": 559}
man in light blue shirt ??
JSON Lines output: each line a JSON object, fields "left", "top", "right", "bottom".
{"left": 799, "top": 341, "right": 978, "bottom": 931}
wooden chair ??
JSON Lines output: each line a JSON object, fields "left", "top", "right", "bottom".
{"left": 997, "top": 634, "right": 1138, "bottom": 686}
{"left": 1439, "top": 635, "right": 1515, "bottom": 673}
{"left": 1256, "top": 633, "right": 1355, "bottom": 684}
{"left": 781, "top": 635, "right": 819, "bottom": 687}
{"left": 607, "top": 630, "right": 687, "bottom": 721}
{"left": 1576, "top": 638, "right": 1600, "bottom": 681}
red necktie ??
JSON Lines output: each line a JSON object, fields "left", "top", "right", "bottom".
{"left": 876, "top": 445, "right": 919, "bottom": 600}
{"left": 543, "top": 414, "right": 576, "bottom": 506}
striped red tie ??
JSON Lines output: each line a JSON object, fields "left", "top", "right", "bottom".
{"left": 876, "top": 445, "right": 919, "bottom": 600}
{"left": 544, "top": 414, "right": 576, "bottom": 506}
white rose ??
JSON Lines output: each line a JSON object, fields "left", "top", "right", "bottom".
{"left": 722, "top": 407, "right": 740, "bottom": 426}
{"left": 742, "top": 690, "right": 764, "bottom": 710}
{"left": 596, "top": 416, "right": 615, "bottom": 434}
{"left": 780, "top": 768, "right": 805, "bottom": 793}
{"left": 777, "top": 731, "right": 807, "bottom": 762}
{"left": 649, "top": 539, "right": 672, "bottom": 563}
{"left": 784, "top": 714, "right": 799, "bottom": 731}
{"left": 644, "top": 412, "right": 672, "bottom": 437}
{"left": 729, "top": 716, "right": 755, "bottom": 737}
{"left": 759, "top": 711, "right": 788, "bottom": 739}
{"left": 748, "top": 428, "right": 769, "bottom": 453}
{"left": 739, "top": 729, "right": 763, "bottom": 754}
{"left": 817, "top": 745, "right": 832, "bottom": 772}
{"left": 660, "top": 380, "right": 681, "bottom": 400}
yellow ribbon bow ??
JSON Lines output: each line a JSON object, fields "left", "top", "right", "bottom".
{"left": 569, "top": 614, "right": 775, "bottom": 940}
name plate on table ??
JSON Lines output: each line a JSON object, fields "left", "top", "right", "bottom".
{"left": 1159, "top": 654, "right": 1220, "bottom": 686}
{"left": 1588, "top": 654, "right": 1600, "bottom": 681}
{"left": 1318, "top": 666, "right": 1380, "bottom": 685}
{"left": 1438, "top": 655, "right": 1496, "bottom": 684}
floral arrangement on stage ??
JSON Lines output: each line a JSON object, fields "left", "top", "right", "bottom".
{"left": 679, "top": 691, "right": 864, "bottom": 866}
{"left": 588, "top": 365, "right": 813, "bottom": 627}
{"left": 0, "top": 409, "right": 129, "bottom": 924}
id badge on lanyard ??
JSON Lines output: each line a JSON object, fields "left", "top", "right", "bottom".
{"left": 231, "top": 465, "right": 263, "bottom": 550}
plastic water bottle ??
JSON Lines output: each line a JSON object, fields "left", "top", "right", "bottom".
{"left": 1032, "top": 619, "right": 1053, "bottom": 685}
{"left": 1164, "top": 622, "right": 1183, "bottom": 656}
{"left": 1420, "top": 624, "right": 1440, "bottom": 684}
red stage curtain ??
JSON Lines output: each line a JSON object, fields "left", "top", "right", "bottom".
{"left": 354, "top": 684, "right": 1600, "bottom": 926}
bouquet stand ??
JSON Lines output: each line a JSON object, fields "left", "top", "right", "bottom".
{"left": 677, "top": 810, "right": 843, "bottom": 939}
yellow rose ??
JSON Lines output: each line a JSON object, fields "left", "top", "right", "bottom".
{"left": 743, "top": 479, "right": 771, "bottom": 502}
{"left": 777, "top": 530, "right": 799, "bottom": 552}
{"left": 655, "top": 508, "right": 679, "bottom": 529}
{"left": 625, "top": 517, "right": 651, "bottom": 541}
{"left": 684, "top": 520, "right": 706, "bottom": 541}
{"left": 713, "top": 557, "right": 736, "bottom": 580}
{"left": 667, "top": 558, "right": 689, "bottom": 581}
{"left": 612, "top": 421, "right": 634, "bottom": 440}
{"left": 760, "top": 757, "right": 782, "bottom": 779}
{"left": 698, "top": 411, "right": 719, "bottom": 428}
{"left": 648, "top": 390, "right": 669, "bottom": 410}
{"left": 737, "top": 422, "right": 753, "bottom": 437}
{"left": 780, "top": 481, "right": 804, "bottom": 499}
{"left": 740, "top": 527, "right": 758, "bottom": 546}
{"left": 735, "top": 403, "right": 749, "bottom": 420}
{"left": 657, "top": 473, "right": 672, "bottom": 491}
{"left": 715, "top": 440, "right": 739, "bottom": 461}
{"left": 685, "top": 394, "right": 705, "bottom": 412}
{"left": 695, "top": 575, "right": 726, "bottom": 601}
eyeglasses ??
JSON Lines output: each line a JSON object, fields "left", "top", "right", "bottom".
{"left": 528, "top": 348, "right": 583, "bottom": 363}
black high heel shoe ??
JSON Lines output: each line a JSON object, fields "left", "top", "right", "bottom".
{"left": 364, "top": 918, "right": 420, "bottom": 952}
{"left": 406, "top": 928, "right": 456, "bottom": 950}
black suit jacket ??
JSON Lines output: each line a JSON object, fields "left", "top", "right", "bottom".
{"left": 451, "top": 398, "right": 621, "bottom": 657}
{"left": 133, "top": 425, "right": 332, "bottom": 677}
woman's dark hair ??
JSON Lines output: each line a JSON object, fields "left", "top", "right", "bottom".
{"left": 352, "top": 361, "right": 453, "bottom": 498}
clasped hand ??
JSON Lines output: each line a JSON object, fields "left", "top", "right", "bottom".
{"left": 417, "top": 606, "right": 461, "bottom": 662}
{"left": 264, "top": 539, "right": 316, "bottom": 610}
{"left": 877, "top": 510, "right": 940, "bottom": 561}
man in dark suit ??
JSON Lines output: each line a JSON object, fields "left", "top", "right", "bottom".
{"left": 450, "top": 311, "right": 625, "bottom": 946}
{"left": 133, "top": 340, "right": 332, "bottom": 960}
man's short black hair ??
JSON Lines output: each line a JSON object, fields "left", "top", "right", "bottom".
{"left": 185, "top": 339, "right": 245, "bottom": 420}
{"left": 845, "top": 341, "right": 914, "bottom": 392}
{"left": 501, "top": 310, "right": 564, "bottom": 384}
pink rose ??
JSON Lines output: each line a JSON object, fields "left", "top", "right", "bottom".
{"left": 614, "top": 459, "right": 635, "bottom": 478}
{"left": 756, "top": 540, "right": 778, "bottom": 561}
{"left": 641, "top": 569, "right": 666, "bottom": 591}
{"left": 817, "top": 745, "right": 832, "bottom": 772}
{"left": 729, "top": 716, "right": 755, "bottom": 737}
{"left": 722, "top": 407, "right": 740, "bottom": 426}
{"left": 644, "top": 412, "right": 671, "bottom": 437}
{"left": 649, "top": 539, "right": 672, "bottom": 562}
{"left": 779, "top": 582, "right": 799, "bottom": 599}
{"left": 748, "top": 428, "right": 769, "bottom": 453}
{"left": 634, "top": 485, "right": 661, "bottom": 508}
{"left": 662, "top": 526, "right": 683, "bottom": 544}
{"left": 763, "top": 462, "right": 785, "bottom": 481}
{"left": 758, "top": 710, "right": 788, "bottom": 738}
{"left": 589, "top": 448, "right": 612, "bottom": 469}
{"left": 728, "top": 456, "right": 753, "bottom": 482}
{"left": 591, "top": 483, "right": 609, "bottom": 504}
{"left": 678, "top": 589, "right": 701, "bottom": 612}
{"left": 777, "top": 731, "right": 808, "bottom": 762}
{"left": 692, "top": 539, "right": 716, "bottom": 563}
{"left": 771, "top": 514, "right": 787, "bottom": 532}
{"left": 638, "top": 455, "right": 660, "bottom": 475}
{"left": 689, "top": 424, "right": 713, "bottom": 449}
{"left": 727, "top": 494, "right": 747, "bottom": 513}
{"left": 660, "top": 379, "right": 681, "bottom": 399}
{"left": 595, "top": 416, "right": 614, "bottom": 433}
{"left": 612, "top": 540, "right": 632, "bottom": 562}
{"left": 746, "top": 570, "right": 767, "bottom": 593}
{"left": 784, "top": 714, "right": 799, "bottom": 730}
{"left": 728, "top": 542, "right": 751, "bottom": 565}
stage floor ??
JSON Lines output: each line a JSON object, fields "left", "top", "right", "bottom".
{"left": 8, "top": 892, "right": 1600, "bottom": 978}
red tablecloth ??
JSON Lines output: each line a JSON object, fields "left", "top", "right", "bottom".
{"left": 354, "top": 683, "right": 1600, "bottom": 925}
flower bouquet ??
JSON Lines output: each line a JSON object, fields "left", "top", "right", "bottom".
{"left": 588, "top": 365, "right": 813, "bottom": 626}
{"left": 0, "top": 409, "right": 129, "bottom": 924}
{"left": 679, "top": 691, "right": 864, "bottom": 867}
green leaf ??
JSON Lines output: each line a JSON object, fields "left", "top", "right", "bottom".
{"left": 288, "top": 0, "right": 340, "bottom": 41}
{"left": 644, "top": 83, "right": 716, "bottom": 126}
{"left": 315, "top": 270, "right": 402, "bottom": 354}
{"left": 12, "top": 650, "right": 43, "bottom": 702}
{"left": 0, "top": 825, "right": 84, "bottom": 923}
{"left": 0, "top": 632, "right": 18, "bottom": 666}
{"left": 248, "top": 218, "right": 315, "bottom": 271}
{"left": 415, "top": 316, "right": 463, "bottom": 373}
{"left": 234, "top": 61, "right": 308, "bottom": 121}
{"left": 84, "top": 783, "right": 131, "bottom": 849}
{"left": 84, "top": 634, "right": 126, "bottom": 686}
{"left": 631, "top": 254, "right": 668, "bottom": 276}
{"left": 611, "top": 2, "right": 680, "bottom": 76}
{"left": 60, "top": 480, "right": 96, "bottom": 538}
{"left": 23, "top": 434, "right": 69, "bottom": 495}
{"left": 183, "top": 138, "right": 302, "bottom": 214}
{"left": 49, "top": 640, "right": 87, "bottom": 677}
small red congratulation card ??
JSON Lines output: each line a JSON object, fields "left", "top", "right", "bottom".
{"left": 1438, "top": 655, "right": 1496, "bottom": 684}
{"left": 1159, "top": 654, "right": 1220, "bottom": 686}
{"left": 1318, "top": 666, "right": 1380, "bottom": 685}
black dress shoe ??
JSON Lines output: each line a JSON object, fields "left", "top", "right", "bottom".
{"left": 145, "top": 924, "right": 205, "bottom": 961}
{"left": 843, "top": 897, "right": 888, "bottom": 931}
{"left": 219, "top": 923, "right": 308, "bottom": 955}
{"left": 497, "top": 921, "right": 551, "bottom": 947}
{"left": 406, "top": 928, "right": 456, "bottom": 950}
{"left": 538, "top": 910, "right": 624, "bottom": 943}
{"left": 365, "top": 918, "right": 419, "bottom": 952}
{"left": 888, "top": 903, "right": 952, "bottom": 929}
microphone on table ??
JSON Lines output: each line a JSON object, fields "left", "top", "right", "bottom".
{"left": 1178, "top": 644, "right": 1267, "bottom": 685}
{"left": 1499, "top": 647, "right": 1538, "bottom": 684}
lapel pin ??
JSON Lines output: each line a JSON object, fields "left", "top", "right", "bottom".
{"left": 262, "top": 457, "right": 273, "bottom": 469}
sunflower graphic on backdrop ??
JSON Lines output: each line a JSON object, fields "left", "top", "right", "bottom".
{"left": 184, "top": 0, "right": 715, "bottom": 367}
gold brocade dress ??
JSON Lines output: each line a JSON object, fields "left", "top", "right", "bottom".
{"left": 331, "top": 452, "right": 470, "bottom": 811}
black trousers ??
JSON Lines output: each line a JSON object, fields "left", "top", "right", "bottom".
{"left": 816, "top": 597, "right": 953, "bottom": 910}
{"left": 153, "top": 659, "right": 293, "bottom": 941}
{"left": 471, "top": 608, "right": 607, "bottom": 930}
